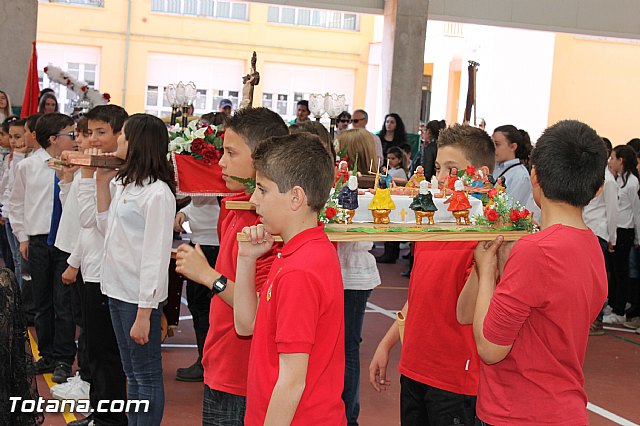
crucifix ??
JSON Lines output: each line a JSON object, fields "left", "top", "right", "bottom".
{"left": 239, "top": 51, "right": 260, "bottom": 109}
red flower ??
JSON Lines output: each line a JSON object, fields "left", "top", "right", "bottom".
{"left": 522, "top": 209, "right": 530, "bottom": 219}
{"left": 204, "top": 126, "right": 215, "bottom": 135}
{"left": 488, "top": 188, "right": 497, "bottom": 199}
{"left": 220, "top": 131, "right": 225, "bottom": 140}
{"left": 509, "top": 209, "right": 521, "bottom": 222}
{"left": 201, "top": 145, "right": 219, "bottom": 164}
{"left": 81, "top": 86, "right": 87, "bottom": 92}
{"left": 486, "top": 208, "right": 499, "bottom": 222}
{"left": 44, "top": 66, "right": 49, "bottom": 73}
{"left": 102, "top": 93, "right": 111, "bottom": 101}
{"left": 191, "top": 138, "right": 206, "bottom": 154}
{"left": 66, "top": 79, "right": 71, "bottom": 85}
{"left": 325, "top": 206, "right": 337, "bottom": 219}
{"left": 466, "top": 166, "right": 476, "bottom": 175}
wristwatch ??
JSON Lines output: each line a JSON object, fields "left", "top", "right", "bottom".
{"left": 209, "top": 275, "right": 228, "bottom": 298}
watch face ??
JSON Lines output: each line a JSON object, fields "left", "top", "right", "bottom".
{"left": 213, "top": 280, "right": 226, "bottom": 292}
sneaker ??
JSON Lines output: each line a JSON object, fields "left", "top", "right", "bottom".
{"left": 51, "top": 372, "right": 90, "bottom": 401}
{"left": 51, "top": 362, "right": 73, "bottom": 384}
{"left": 34, "top": 357, "right": 56, "bottom": 374}
{"left": 603, "top": 313, "right": 626, "bottom": 325}
{"left": 603, "top": 305, "right": 613, "bottom": 316}
{"left": 589, "top": 320, "right": 605, "bottom": 336}
{"left": 623, "top": 316, "right": 640, "bottom": 329}
{"left": 636, "top": 327, "right": 640, "bottom": 335}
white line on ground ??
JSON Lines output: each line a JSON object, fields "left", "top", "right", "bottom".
{"left": 366, "top": 302, "right": 397, "bottom": 319}
{"left": 587, "top": 403, "right": 639, "bottom": 426}
{"left": 181, "top": 297, "right": 188, "bottom": 306}
{"left": 162, "top": 343, "right": 198, "bottom": 348}
{"left": 179, "top": 315, "right": 193, "bottom": 321}
{"left": 603, "top": 326, "right": 638, "bottom": 334}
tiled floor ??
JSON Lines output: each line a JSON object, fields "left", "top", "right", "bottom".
{"left": 31, "top": 252, "right": 640, "bottom": 425}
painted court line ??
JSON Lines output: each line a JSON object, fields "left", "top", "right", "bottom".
{"left": 587, "top": 402, "right": 639, "bottom": 426}
{"left": 366, "top": 302, "right": 397, "bottom": 319}
{"left": 179, "top": 315, "right": 193, "bottom": 321}
{"left": 162, "top": 343, "right": 198, "bottom": 348}
{"left": 603, "top": 326, "right": 638, "bottom": 334}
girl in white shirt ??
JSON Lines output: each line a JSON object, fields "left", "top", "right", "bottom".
{"left": 95, "top": 113, "right": 176, "bottom": 425}
{"left": 492, "top": 124, "right": 533, "bottom": 206}
{"left": 606, "top": 145, "right": 640, "bottom": 324}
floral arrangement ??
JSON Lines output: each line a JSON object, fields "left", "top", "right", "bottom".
{"left": 44, "top": 65, "right": 110, "bottom": 105}
{"left": 474, "top": 189, "right": 533, "bottom": 230}
{"left": 168, "top": 119, "right": 224, "bottom": 164}
{"left": 319, "top": 189, "right": 348, "bottom": 224}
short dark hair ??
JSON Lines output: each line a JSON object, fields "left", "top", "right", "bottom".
{"left": 531, "top": 120, "right": 607, "bottom": 207}
{"left": 601, "top": 137, "right": 613, "bottom": 156}
{"left": 296, "top": 100, "right": 309, "bottom": 111}
{"left": 200, "top": 112, "right": 227, "bottom": 127}
{"left": 387, "top": 146, "right": 405, "bottom": 167}
{"left": 438, "top": 124, "right": 495, "bottom": 172}
{"left": 337, "top": 111, "right": 351, "bottom": 121}
{"left": 253, "top": 133, "right": 334, "bottom": 212}
{"left": 76, "top": 116, "right": 89, "bottom": 134}
{"left": 627, "top": 138, "right": 640, "bottom": 153}
{"left": 288, "top": 121, "right": 335, "bottom": 161}
{"left": 25, "top": 113, "right": 43, "bottom": 133}
{"left": 117, "top": 113, "right": 175, "bottom": 194}
{"left": 34, "top": 113, "right": 74, "bottom": 148}
{"left": 227, "top": 107, "right": 288, "bottom": 151}
{"left": 84, "top": 104, "right": 129, "bottom": 134}
{"left": 352, "top": 109, "right": 368, "bottom": 120}
{"left": 8, "top": 118, "right": 26, "bottom": 129}
{"left": 2, "top": 116, "right": 19, "bottom": 133}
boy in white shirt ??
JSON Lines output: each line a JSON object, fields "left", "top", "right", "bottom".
{"left": 9, "top": 113, "right": 78, "bottom": 382}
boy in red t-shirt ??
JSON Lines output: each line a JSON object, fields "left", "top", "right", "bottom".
{"left": 234, "top": 133, "right": 346, "bottom": 426}
{"left": 175, "top": 107, "right": 288, "bottom": 424}
{"left": 369, "top": 124, "right": 495, "bottom": 425}
{"left": 461, "top": 120, "right": 608, "bottom": 425}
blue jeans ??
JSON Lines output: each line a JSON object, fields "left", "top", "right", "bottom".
{"left": 202, "top": 385, "right": 246, "bottom": 426}
{"left": 343, "top": 289, "right": 372, "bottom": 426}
{"left": 109, "top": 298, "right": 164, "bottom": 426}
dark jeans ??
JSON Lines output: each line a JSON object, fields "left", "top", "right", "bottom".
{"left": 186, "top": 244, "right": 219, "bottom": 356}
{"left": 475, "top": 420, "right": 491, "bottom": 426}
{"left": 610, "top": 228, "right": 634, "bottom": 316}
{"left": 400, "top": 375, "right": 476, "bottom": 426}
{"left": 86, "top": 282, "right": 127, "bottom": 426}
{"left": 343, "top": 289, "right": 372, "bottom": 426}
{"left": 29, "top": 236, "right": 76, "bottom": 363}
{"left": 627, "top": 247, "right": 640, "bottom": 318}
{"left": 202, "top": 385, "right": 246, "bottom": 426}
{"left": 71, "top": 271, "right": 90, "bottom": 381}
{"left": 109, "top": 297, "right": 164, "bottom": 426}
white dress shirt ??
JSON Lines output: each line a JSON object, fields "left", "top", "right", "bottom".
{"left": 583, "top": 167, "right": 618, "bottom": 245}
{"left": 73, "top": 177, "right": 107, "bottom": 283}
{"left": 180, "top": 196, "right": 220, "bottom": 246}
{"left": 8, "top": 148, "right": 54, "bottom": 242}
{"left": 338, "top": 242, "right": 381, "bottom": 291}
{"left": 55, "top": 171, "right": 81, "bottom": 254}
{"left": 494, "top": 159, "right": 532, "bottom": 206}
{"left": 1, "top": 152, "right": 27, "bottom": 218}
{"left": 98, "top": 178, "right": 176, "bottom": 309}
{"left": 615, "top": 173, "right": 640, "bottom": 243}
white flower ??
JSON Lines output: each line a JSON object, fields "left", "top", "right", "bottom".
{"left": 192, "top": 127, "right": 206, "bottom": 139}
{"left": 187, "top": 119, "right": 199, "bottom": 131}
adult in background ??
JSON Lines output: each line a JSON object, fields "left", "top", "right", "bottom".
{"left": 336, "top": 111, "right": 352, "bottom": 136}
{"left": 411, "top": 119, "right": 445, "bottom": 180}
{"left": 288, "top": 100, "right": 311, "bottom": 125}
{"left": 38, "top": 92, "right": 59, "bottom": 114}
{"left": 351, "top": 109, "right": 383, "bottom": 166}
{"left": 0, "top": 91, "right": 12, "bottom": 122}
{"left": 218, "top": 99, "right": 233, "bottom": 116}
{"left": 378, "top": 113, "right": 407, "bottom": 160}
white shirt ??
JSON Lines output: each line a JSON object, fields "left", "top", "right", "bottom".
{"left": 388, "top": 166, "right": 407, "bottom": 180}
{"left": 371, "top": 133, "right": 384, "bottom": 166}
{"left": 1, "top": 151, "right": 27, "bottom": 218}
{"left": 55, "top": 171, "right": 81, "bottom": 254}
{"left": 494, "top": 159, "right": 532, "bottom": 206}
{"left": 98, "top": 178, "right": 176, "bottom": 309}
{"left": 8, "top": 148, "right": 54, "bottom": 242}
{"left": 72, "top": 177, "right": 106, "bottom": 283}
{"left": 615, "top": 173, "right": 640, "bottom": 241}
{"left": 180, "top": 196, "right": 220, "bottom": 246}
{"left": 583, "top": 167, "right": 618, "bottom": 245}
{"left": 338, "top": 242, "right": 381, "bottom": 291}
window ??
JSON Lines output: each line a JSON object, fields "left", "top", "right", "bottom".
{"left": 195, "top": 89, "right": 207, "bottom": 109}
{"left": 147, "top": 86, "right": 159, "bottom": 107}
{"left": 267, "top": 6, "right": 359, "bottom": 31}
{"left": 39, "top": 0, "right": 104, "bottom": 6}
{"left": 145, "top": 86, "right": 241, "bottom": 118}
{"left": 151, "top": 0, "right": 248, "bottom": 20}
{"left": 276, "top": 94, "right": 288, "bottom": 116}
{"left": 227, "top": 91, "right": 239, "bottom": 109}
{"left": 262, "top": 93, "right": 273, "bottom": 110}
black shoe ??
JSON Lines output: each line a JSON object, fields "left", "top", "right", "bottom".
{"left": 401, "top": 269, "right": 412, "bottom": 278}
{"left": 67, "top": 414, "right": 93, "bottom": 426}
{"left": 375, "top": 256, "right": 397, "bottom": 264}
{"left": 176, "top": 359, "right": 204, "bottom": 382}
{"left": 52, "top": 362, "right": 73, "bottom": 384}
{"left": 34, "top": 357, "right": 56, "bottom": 374}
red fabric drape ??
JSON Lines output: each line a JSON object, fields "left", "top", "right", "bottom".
{"left": 20, "top": 42, "right": 40, "bottom": 118}
{"left": 172, "top": 153, "right": 239, "bottom": 197}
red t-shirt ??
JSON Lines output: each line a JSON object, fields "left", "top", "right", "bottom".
{"left": 478, "top": 224, "right": 607, "bottom": 425}
{"left": 399, "top": 241, "right": 480, "bottom": 396}
{"left": 245, "top": 226, "right": 346, "bottom": 426}
{"left": 202, "top": 193, "right": 278, "bottom": 396}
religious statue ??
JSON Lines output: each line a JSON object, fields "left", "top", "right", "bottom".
{"left": 444, "top": 179, "right": 472, "bottom": 225}
{"left": 405, "top": 165, "right": 426, "bottom": 189}
{"left": 337, "top": 176, "right": 359, "bottom": 224}
{"left": 239, "top": 51, "right": 260, "bottom": 109}
{"left": 335, "top": 160, "right": 351, "bottom": 187}
{"left": 409, "top": 180, "right": 438, "bottom": 225}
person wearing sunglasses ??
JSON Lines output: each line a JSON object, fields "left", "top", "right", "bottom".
{"left": 352, "top": 109, "right": 383, "bottom": 166}
{"left": 336, "top": 111, "right": 352, "bottom": 135}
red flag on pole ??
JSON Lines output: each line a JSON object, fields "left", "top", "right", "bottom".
{"left": 20, "top": 41, "right": 40, "bottom": 118}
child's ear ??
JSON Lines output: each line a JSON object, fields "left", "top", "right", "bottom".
{"left": 530, "top": 167, "right": 539, "bottom": 187}
{"left": 290, "top": 186, "right": 306, "bottom": 211}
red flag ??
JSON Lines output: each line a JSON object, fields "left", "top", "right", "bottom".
{"left": 20, "top": 41, "right": 40, "bottom": 118}
{"left": 172, "top": 153, "right": 240, "bottom": 197}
